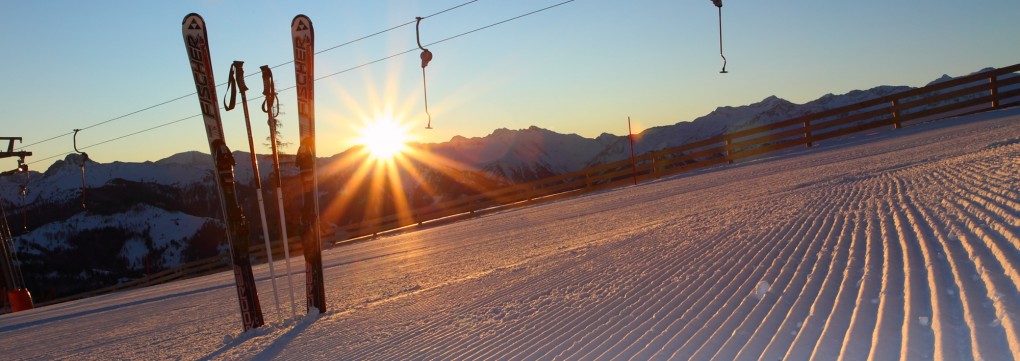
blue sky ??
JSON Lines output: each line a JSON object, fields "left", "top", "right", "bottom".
{"left": 3, "top": 0, "right": 1018, "bottom": 167}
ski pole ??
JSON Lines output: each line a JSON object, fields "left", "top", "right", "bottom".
{"left": 225, "top": 60, "right": 283, "bottom": 319}
{"left": 260, "top": 64, "right": 297, "bottom": 318}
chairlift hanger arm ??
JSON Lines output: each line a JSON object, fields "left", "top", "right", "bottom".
{"left": 72, "top": 129, "right": 88, "bottom": 210}
{"left": 415, "top": 17, "right": 426, "bottom": 50}
{"left": 73, "top": 129, "right": 86, "bottom": 155}
{"left": 712, "top": 0, "right": 728, "bottom": 73}
{"left": 415, "top": 17, "right": 433, "bottom": 69}
{"left": 72, "top": 129, "right": 89, "bottom": 163}
{"left": 416, "top": 16, "right": 434, "bottom": 129}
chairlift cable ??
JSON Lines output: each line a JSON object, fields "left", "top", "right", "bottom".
{"left": 28, "top": 0, "right": 578, "bottom": 164}
{"left": 16, "top": 1, "right": 484, "bottom": 154}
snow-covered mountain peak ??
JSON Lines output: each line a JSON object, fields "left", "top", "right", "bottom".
{"left": 155, "top": 150, "right": 211, "bottom": 168}
{"left": 43, "top": 153, "right": 90, "bottom": 177}
{"left": 927, "top": 74, "right": 954, "bottom": 86}
{"left": 689, "top": 95, "right": 797, "bottom": 130}
{"left": 596, "top": 132, "right": 621, "bottom": 145}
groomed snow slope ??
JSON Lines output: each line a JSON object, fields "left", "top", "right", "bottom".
{"left": 3, "top": 108, "right": 1020, "bottom": 360}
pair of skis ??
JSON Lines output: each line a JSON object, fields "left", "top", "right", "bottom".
{"left": 182, "top": 13, "right": 325, "bottom": 332}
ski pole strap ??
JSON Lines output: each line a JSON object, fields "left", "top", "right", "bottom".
{"left": 260, "top": 65, "right": 279, "bottom": 117}
{"left": 224, "top": 61, "right": 248, "bottom": 111}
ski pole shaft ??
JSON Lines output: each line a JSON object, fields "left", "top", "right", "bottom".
{"left": 276, "top": 186, "right": 296, "bottom": 316}
{"left": 261, "top": 64, "right": 297, "bottom": 317}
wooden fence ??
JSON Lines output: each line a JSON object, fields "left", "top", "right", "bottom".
{"left": 37, "top": 62, "right": 1020, "bottom": 307}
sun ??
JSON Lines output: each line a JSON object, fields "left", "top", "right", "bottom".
{"left": 356, "top": 116, "right": 411, "bottom": 161}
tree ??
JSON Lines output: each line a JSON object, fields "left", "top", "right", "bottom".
{"left": 263, "top": 102, "right": 293, "bottom": 150}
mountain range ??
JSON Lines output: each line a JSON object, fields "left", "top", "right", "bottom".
{"left": 0, "top": 67, "right": 1013, "bottom": 302}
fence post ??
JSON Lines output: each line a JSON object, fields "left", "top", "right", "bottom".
{"left": 627, "top": 117, "right": 638, "bottom": 186}
{"left": 990, "top": 75, "right": 1000, "bottom": 108}
{"left": 725, "top": 138, "right": 734, "bottom": 164}
{"left": 803, "top": 119, "right": 813, "bottom": 147}
{"left": 656, "top": 155, "right": 665, "bottom": 179}
{"left": 891, "top": 99, "right": 902, "bottom": 129}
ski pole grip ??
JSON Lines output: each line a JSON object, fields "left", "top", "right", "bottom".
{"left": 232, "top": 60, "right": 247, "bottom": 91}
{"left": 259, "top": 65, "right": 278, "bottom": 116}
{"left": 260, "top": 65, "right": 272, "bottom": 96}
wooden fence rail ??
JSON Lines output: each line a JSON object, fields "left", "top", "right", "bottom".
{"left": 38, "top": 62, "right": 1020, "bottom": 307}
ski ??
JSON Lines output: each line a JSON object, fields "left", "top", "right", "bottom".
{"left": 182, "top": 13, "right": 264, "bottom": 331}
{"left": 291, "top": 14, "right": 326, "bottom": 314}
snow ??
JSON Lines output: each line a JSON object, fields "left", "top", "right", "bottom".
{"left": 15, "top": 204, "right": 208, "bottom": 269}
{"left": 0, "top": 153, "right": 213, "bottom": 205}
{"left": 436, "top": 126, "right": 606, "bottom": 175}
{"left": 755, "top": 281, "right": 770, "bottom": 300}
{"left": 2, "top": 108, "right": 1020, "bottom": 360}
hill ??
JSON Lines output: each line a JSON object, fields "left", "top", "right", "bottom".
{"left": 2, "top": 104, "right": 1018, "bottom": 360}
{"left": 0, "top": 66, "right": 1015, "bottom": 302}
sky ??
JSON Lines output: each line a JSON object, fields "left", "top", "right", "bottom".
{"left": 2, "top": 0, "right": 1018, "bottom": 169}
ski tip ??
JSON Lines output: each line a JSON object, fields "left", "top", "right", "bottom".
{"left": 183, "top": 13, "right": 202, "bottom": 23}
{"left": 292, "top": 14, "right": 312, "bottom": 28}
{"left": 292, "top": 15, "right": 313, "bottom": 42}
{"left": 183, "top": 13, "right": 204, "bottom": 29}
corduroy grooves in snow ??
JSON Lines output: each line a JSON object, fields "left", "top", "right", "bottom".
{"left": 2, "top": 108, "right": 1020, "bottom": 360}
